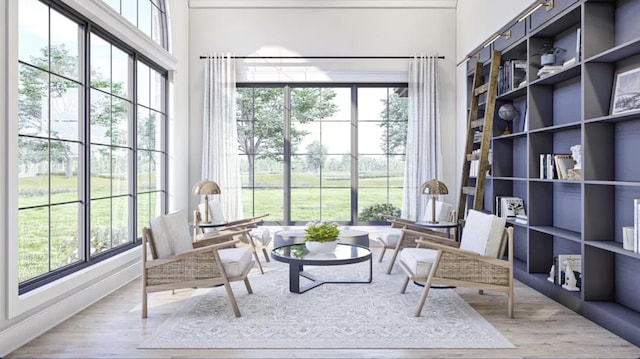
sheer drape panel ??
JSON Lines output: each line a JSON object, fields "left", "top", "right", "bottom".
{"left": 202, "top": 54, "right": 243, "bottom": 220}
{"left": 402, "top": 55, "right": 442, "bottom": 221}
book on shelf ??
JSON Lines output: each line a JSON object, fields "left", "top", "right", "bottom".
{"left": 499, "top": 197, "right": 526, "bottom": 218}
{"left": 514, "top": 214, "right": 528, "bottom": 224}
{"left": 546, "top": 154, "right": 555, "bottom": 179}
{"left": 554, "top": 154, "right": 575, "bottom": 180}
{"left": 635, "top": 199, "right": 640, "bottom": 254}
{"left": 537, "top": 65, "right": 564, "bottom": 78}
{"left": 511, "top": 60, "right": 527, "bottom": 90}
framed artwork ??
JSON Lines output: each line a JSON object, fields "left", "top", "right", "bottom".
{"left": 611, "top": 66, "right": 640, "bottom": 115}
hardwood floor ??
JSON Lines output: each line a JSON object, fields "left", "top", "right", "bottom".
{"left": 6, "top": 246, "right": 640, "bottom": 359}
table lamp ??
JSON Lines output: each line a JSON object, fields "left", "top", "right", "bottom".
{"left": 421, "top": 179, "right": 449, "bottom": 223}
{"left": 192, "top": 179, "right": 221, "bottom": 223}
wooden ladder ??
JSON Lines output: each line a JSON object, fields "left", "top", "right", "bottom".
{"left": 457, "top": 50, "right": 501, "bottom": 222}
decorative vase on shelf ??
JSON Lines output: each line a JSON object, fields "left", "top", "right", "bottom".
{"left": 303, "top": 220, "right": 340, "bottom": 254}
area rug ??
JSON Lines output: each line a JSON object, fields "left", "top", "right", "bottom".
{"left": 140, "top": 258, "right": 514, "bottom": 349}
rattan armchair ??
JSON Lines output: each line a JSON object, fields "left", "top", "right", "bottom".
{"left": 398, "top": 209, "right": 514, "bottom": 318}
{"left": 194, "top": 208, "right": 271, "bottom": 274}
{"left": 142, "top": 211, "right": 255, "bottom": 318}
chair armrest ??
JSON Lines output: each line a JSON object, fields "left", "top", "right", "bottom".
{"left": 146, "top": 237, "right": 242, "bottom": 269}
{"left": 415, "top": 238, "right": 511, "bottom": 268}
{"left": 225, "top": 214, "right": 269, "bottom": 227}
{"left": 402, "top": 228, "right": 457, "bottom": 247}
{"left": 194, "top": 228, "right": 252, "bottom": 248}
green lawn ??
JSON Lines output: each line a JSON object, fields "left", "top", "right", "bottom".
{"left": 18, "top": 171, "right": 402, "bottom": 281}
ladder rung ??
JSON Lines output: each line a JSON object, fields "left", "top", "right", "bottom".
{"left": 474, "top": 83, "right": 489, "bottom": 95}
{"left": 471, "top": 118, "right": 484, "bottom": 128}
{"left": 462, "top": 186, "right": 476, "bottom": 195}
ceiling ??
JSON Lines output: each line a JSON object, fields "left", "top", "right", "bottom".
{"left": 189, "top": 0, "right": 458, "bottom": 9}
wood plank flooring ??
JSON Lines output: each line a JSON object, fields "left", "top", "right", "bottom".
{"left": 6, "top": 246, "right": 640, "bottom": 359}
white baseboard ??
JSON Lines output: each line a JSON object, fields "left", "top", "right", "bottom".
{"left": 0, "top": 261, "right": 140, "bottom": 357}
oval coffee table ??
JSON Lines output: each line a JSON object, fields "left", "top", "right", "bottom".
{"left": 271, "top": 243, "right": 372, "bottom": 294}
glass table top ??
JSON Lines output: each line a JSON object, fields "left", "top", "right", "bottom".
{"left": 272, "top": 243, "right": 371, "bottom": 263}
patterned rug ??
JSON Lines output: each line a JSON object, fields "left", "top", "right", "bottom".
{"left": 140, "top": 258, "right": 514, "bottom": 349}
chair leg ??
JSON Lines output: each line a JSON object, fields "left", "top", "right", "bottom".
{"left": 387, "top": 249, "right": 399, "bottom": 274}
{"left": 223, "top": 282, "right": 242, "bottom": 317}
{"left": 508, "top": 282, "right": 514, "bottom": 318}
{"left": 478, "top": 289, "right": 484, "bottom": 295}
{"left": 244, "top": 277, "right": 253, "bottom": 294}
{"left": 252, "top": 251, "right": 265, "bottom": 274}
{"left": 142, "top": 290, "right": 148, "bottom": 319}
{"left": 400, "top": 275, "right": 410, "bottom": 294}
{"left": 378, "top": 247, "right": 387, "bottom": 262}
{"left": 415, "top": 277, "right": 433, "bottom": 317}
{"left": 262, "top": 248, "right": 270, "bottom": 262}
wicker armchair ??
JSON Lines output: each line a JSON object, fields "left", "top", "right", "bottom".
{"left": 142, "top": 211, "right": 255, "bottom": 318}
{"left": 398, "top": 209, "right": 514, "bottom": 318}
{"left": 377, "top": 207, "right": 455, "bottom": 275}
{"left": 194, "top": 208, "right": 271, "bottom": 274}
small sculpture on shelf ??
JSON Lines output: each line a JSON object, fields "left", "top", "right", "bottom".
{"left": 567, "top": 144, "right": 582, "bottom": 180}
{"left": 570, "top": 144, "right": 582, "bottom": 170}
{"left": 562, "top": 261, "right": 580, "bottom": 292}
{"left": 497, "top": 103, "right": 519, "bottom": 135}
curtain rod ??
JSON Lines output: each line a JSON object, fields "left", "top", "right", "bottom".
{"left": 199, "top": 55, "right": 445, "bottom": 59}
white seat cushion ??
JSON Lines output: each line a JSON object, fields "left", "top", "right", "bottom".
{"left": 377, "top": 227, "right": 402, "bottom": 248}
{"left": 199, "top": 201, "right": 226, "bottom": 223}
{"left": 250, "top": 227, "right": 271, "bottom": 246}
{"left": 460, "top": 209, "right": 506, "bottom": 258}
{"left": 219, "top": 247, "right": 253, "bottom": 277}
{"left": 149, "top": 211, "right": 193, "bottom": 258}
{"left": 421, "top": 199, "right": 453, "bottom": 223}
{"left": 400, "top": 247, "right": 439, "bottom": 277}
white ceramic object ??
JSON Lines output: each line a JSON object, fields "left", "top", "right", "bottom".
{"left": 623, "top": 226, "right": 635, "bottom": 251}
{"left": 305, "top": 240, "right": 338, "bottom": 254}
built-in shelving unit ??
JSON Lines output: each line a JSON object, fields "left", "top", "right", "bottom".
{"left": 464, "top": 0, "right": 640, "bottom": 346}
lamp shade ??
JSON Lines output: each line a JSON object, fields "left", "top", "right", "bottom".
{"left": 420, "top": 179, "right": 449, "bottom": 195}
{"left": 192, "top": 179, "right": 221, "bottom": 195}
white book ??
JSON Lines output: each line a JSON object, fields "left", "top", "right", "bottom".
{"left": 540, "top": 154, "right": 546, "bottom": 179}
{"left": 635, "top": 199, "right": 640, "bottom": 253}
{"left": 546, "top": 154, "right": 555, "bottom": 179}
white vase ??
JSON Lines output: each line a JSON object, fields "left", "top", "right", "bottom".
{"left": 305, "top": 240, "right": 338, "bottom": 254}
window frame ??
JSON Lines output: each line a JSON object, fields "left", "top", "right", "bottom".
{"left": 236, "top": 83, "right": 407, "bottom": 226}
{"left": 15, "top": 0, "right": 169, "bottom": 294}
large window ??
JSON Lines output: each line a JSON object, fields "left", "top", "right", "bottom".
{"left": 17, "top": 0, "right": 167, "bottom": 292}
{"left": 237, "top": 85, "right": 407, "bottom": 225}
{"left": 101, "top": 0, "right": 168, "bottom": 49}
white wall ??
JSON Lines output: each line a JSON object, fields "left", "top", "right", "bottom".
{"left": 0, "top": 0, "right": 189, "bottom": 356}
{"left": 167, "top": 0, "right": 191, "bottom": 214}
{"left": 454, "top": 0, "right": 533, "bottom": 206}
{"left": 188, "top": 7, "right": 459, "bottom": 210}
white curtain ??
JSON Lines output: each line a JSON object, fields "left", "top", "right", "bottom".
{"left": 402, "top": 55, "right": 442, "bottom": 221}
{"left": 201, "top": 53, "right": 244, "bottom": 220}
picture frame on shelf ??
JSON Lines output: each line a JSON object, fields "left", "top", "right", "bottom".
{"left": 611, "top": 65, "right": 640, "bottom": 115}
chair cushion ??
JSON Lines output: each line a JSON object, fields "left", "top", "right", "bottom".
{"left": 377, "top": 227, "right": 402, "bottom": 248}
{"left": 400, "top": 247, "right": 439, "bottom": 277}
{"left": 149, "top": 211, "right": 193, "bottom": 258}
{"left": 219, "top": 247, "right": 253, "bottom": 277}
{"left": 251, "top": 227, "right": 271, "bottom": 246}
{"left": 459, "top": 210, "right": 506, "bottom": 258}
{"left": 421, "top": 199, "right": 453, "bottom": 223}
{"left": 199, "top": 201, "right": 226, "bottom": 223}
